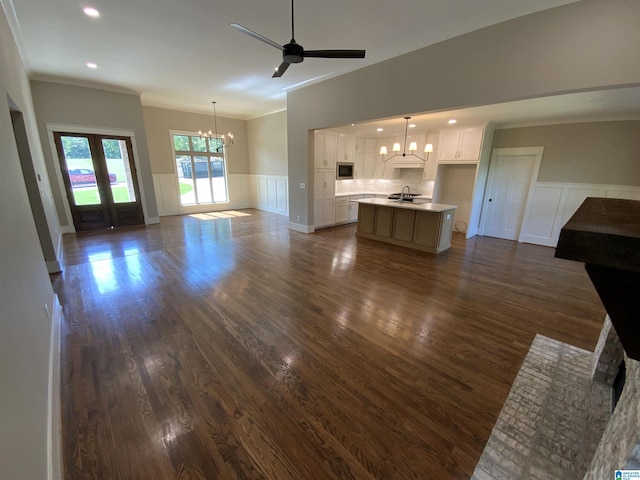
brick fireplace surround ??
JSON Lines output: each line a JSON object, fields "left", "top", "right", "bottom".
{"left": 474, "top": 198, "right": 640, "bottom": 479}
{"left": 472, "top": 317, "right": 639, "bottom": 479}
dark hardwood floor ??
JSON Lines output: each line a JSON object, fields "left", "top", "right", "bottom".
{"left": 52, "top": 209, "right": 605, "bottom": 479}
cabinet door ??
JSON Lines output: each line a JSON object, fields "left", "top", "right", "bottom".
{"left": 323, "top": 198, "right": 335, "bottom": 225}
{"left": 314, "top": 132, "right": 325, "bottom": 168}
{"left": 349, "top": 203, "right": 359, "bottom": 222}
{"left": 325, "top": 170, "right": 335, "bottom": 197}
{"left": 337, "top": 134, "right": 355, "bottom": 163}
{"left": 314, "top": 198, "right": 324, "bottom": 227}
{"left": 335, "top": 202, "right": 349, "bottom": 224}
{"left": 324, "top": 132, "right": 337, "bottom": 166}
{"left": 438, "top": 130, "right": 461, "bottom": 161}
{"left": 353, "top": 152, "right": 364, "bottom": 179}
{"left": 414, "top": 211, "right": 440, "bottom": 247}
{"left": 374, "top": 206, "right": 393, "bottom": 238}
{"left": 314, "top": 169, "right": 326, "bottom": 201}
{"left": 393, "top": 209, "right": 416, "bottom": 242}
{"left": 458, "top": 128, "right": 483, "bottom": 161}
{"left": 365, "top": 138, "right": 377, "bottom": 153}
{"left": 363, "top": 152, "right": 376, "bottom": 178}
{"left": 423, "top": 132, "right": 439, "bottom": 180}
{"left": 357, "top": 204, "right": 375, "bottom": 234}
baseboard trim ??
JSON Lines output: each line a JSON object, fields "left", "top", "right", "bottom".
{"left": 48, "top": 294, "right": 62, "bottom": 480}
{"left": 145, "top": 216, "right": 160, "bottom": 225}
{"left": 46, "top": 260, "right": 62, "bottom": 274}
{"left": 288, "top": 222, "right": 314, "bottom": 234}
{"left": 60, "top": 225, "right": 75, "bottom": 234}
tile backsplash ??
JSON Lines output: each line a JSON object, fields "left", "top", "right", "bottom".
{"left": 335, "top": 175, "right": 435, "bottom": 197}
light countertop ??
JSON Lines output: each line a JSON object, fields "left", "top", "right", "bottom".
{"left": 352, "top": 197, "right": 456, "bottom": 212}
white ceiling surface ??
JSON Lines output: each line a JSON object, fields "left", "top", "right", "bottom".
{"left": 337, "top": 86, "right": 640, "bottom": 136}
{"left": 8, "top": 0, "right": 586, "bottom": 120}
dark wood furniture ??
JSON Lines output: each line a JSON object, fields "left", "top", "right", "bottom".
{"left": 555, "top": 197, "right": 640, "bottom": 360}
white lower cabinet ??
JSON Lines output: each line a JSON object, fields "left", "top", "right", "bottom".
{"left": 335, "top": 197, "right": 350, "bottom": 224}
{"left": 335, "top": 195, "right": 363, "bottom": 225}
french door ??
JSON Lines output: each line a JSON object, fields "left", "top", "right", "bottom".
{"left": 54, "top": 132, "right": 145, "bottom": 231}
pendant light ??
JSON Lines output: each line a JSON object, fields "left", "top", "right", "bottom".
{"left": 379, "top": 116, "right": 432, "bottom": 162}
{"left": 198, "top": 101, "right": 234, "bottom": 151}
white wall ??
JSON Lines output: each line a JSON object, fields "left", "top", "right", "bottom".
{"left": 0, "top": 2, "right": 61, "bottom": 479}
{"left": 247, "top": 110, "right": 287, "bottom": 176}
{"left": 286, "top": 1, "right": 640, "bottom": 227}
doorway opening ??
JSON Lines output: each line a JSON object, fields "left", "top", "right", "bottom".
{"left": 8, "top": 97, "right": 61, "bottom": 272}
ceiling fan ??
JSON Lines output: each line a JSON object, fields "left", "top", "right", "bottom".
{"left": 229, "top": 0, "right": 366, "bottom": 78}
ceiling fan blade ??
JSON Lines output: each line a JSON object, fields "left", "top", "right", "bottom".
{"left": 272, "top": 62, "right": 291, "bottom": 78}
{"left": 229, "top": 23, "right": 284, "bottom": 51}
{"left": 303, "top": 49, "right": 366, "bottom": 59}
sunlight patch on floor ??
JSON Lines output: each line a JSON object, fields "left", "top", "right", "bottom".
{"left": 189, "top": 210, "right": 252, "bottom": 220}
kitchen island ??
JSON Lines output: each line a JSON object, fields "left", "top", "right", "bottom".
{"left": 353, "top": 198, "right": 457, "bottom": 254}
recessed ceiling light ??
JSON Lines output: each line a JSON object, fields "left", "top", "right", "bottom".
{"left": 377, "top": 128, "right": 383, "bottom": 132}
{"left": 86, "top": 62, "right": 98, "bottom": 69}
{"left": 409, "top": 124, "right": 416, "bottom": 128}
{"left": 448, "top": 119, "right": 457, "bottom": 125}
{"left": 83, "top": 7, "right": 100, "bottom": 17}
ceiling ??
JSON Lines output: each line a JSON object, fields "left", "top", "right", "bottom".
{"left": 333, "top": 86, "right": 640, "bottom": 136}
{"left": 5, "top": 0, "right": 591, "bottom": 120}
{"left": 6, "top": 0, "right": 640, "bottom": 128}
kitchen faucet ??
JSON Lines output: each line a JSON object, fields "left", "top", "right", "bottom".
{"left": 400, "top": 185, "right": 410, "bottom": 202}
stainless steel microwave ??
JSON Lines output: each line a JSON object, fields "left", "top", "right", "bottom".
{"left": 336, "top": 162, "right": 354, "bottom": 179}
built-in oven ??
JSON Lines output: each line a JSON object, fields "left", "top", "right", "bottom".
{"left": 336, "top": 162, "right": 354, "bottom": 179}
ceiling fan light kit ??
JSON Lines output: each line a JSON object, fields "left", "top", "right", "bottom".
{"left": 230, "top": 0, "right": 366, "bottom": 78}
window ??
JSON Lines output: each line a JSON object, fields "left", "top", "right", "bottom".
{"left": 173, "top": 134, "right": 228, "bottom": 205}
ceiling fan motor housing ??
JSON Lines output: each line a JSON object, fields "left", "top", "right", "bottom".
{"left": 284, "top": 42, "right": 304, "bottom": 63}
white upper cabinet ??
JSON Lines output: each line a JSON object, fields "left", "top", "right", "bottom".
{"left": 423, "top": 131, "right": 439, "bottom": 181}
{"left": 337, "top": 134, "right": 355, "bottom": 163}
{"left": 314, "top": 131, "right": 337, "bottom": 168}
{"left": 437, "top": 127, "right": 484, "bottom": 163}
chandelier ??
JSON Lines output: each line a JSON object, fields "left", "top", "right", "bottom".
{"left": 379, "top": 116, "right": 432, "bottom": 162}
{"left": 198, "top": 101, "right": 234, "bottom": 150}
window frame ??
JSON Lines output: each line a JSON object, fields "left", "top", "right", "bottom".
{"left": 171, "top": 131, "right": 229, "bottom": 207}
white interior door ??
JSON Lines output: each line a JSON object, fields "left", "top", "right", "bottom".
{"left": 482, "top": 147, "right": 543, "bottom": 241}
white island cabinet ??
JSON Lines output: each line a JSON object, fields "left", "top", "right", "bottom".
{"left": 354, "top": 198, "right": 457, "bottom": 254}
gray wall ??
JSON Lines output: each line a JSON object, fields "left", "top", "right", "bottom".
{"left": 493, "top": 120, "right": 640, "bottom": 185}
{"left": 287, "top": 0, "right": 640, "bottom": 226}
{"left": 247, "top": 110, "right": 287, "bottom": 176}
{"left": 142, "top": 105, "right": 249, "bottom": 175}
{"left": 0, "top": 5, "right": 60, "bottom": 480}
{"left": 31, "top": 81, "right": 158, "bottom": 226}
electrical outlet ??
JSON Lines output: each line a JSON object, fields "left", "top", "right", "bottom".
{"left": 296, "top": 215, "right": 301, "bottom": 221}
{"left": 299, "top": 183, "right": 306, "bottom": 189}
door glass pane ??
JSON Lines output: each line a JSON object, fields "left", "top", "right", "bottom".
{"left": 211, "top": 159, "right": 228, "bottom": 202}
{"left": 176, "top": 155, "right": 196, "bottom": 205}
{"left": 194, "top": 156, "right": 212, "bottom": 203}
{"left": 102, "top": 139, "right": 137, "bottom": 204}
{"left": 60, "top": 135, "right": 102, "bottom": 206}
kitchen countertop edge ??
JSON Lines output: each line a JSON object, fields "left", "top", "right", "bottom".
{"left": 353, "top": 198, "right": 457, "bottom": 212}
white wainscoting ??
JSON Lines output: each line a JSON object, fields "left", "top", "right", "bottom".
{"left": 519, "top": 182, "right": 640, "bottom": 247}
{"left": 250, "top": 175, "right": 289, "bottom": 216}
{"left": 153, "top": 174, "right": 181, "bottom": 216}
